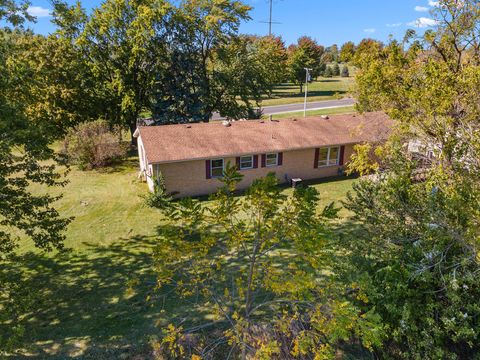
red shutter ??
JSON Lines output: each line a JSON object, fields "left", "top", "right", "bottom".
{"left": 339, "top": 145, "right": 345, "bottom": 166}
{"left": 253, "top": 155, "right": 259, "bottom": 169}
{"left": 261, "top": 154, "right": 266, "bottom": 168}
{"left": 278, "top": 152, "right": 283, "bottom": 166}
{"left": 236, "top": 157, "right": 241, "bottom": 169}
{"left": 314, "top": 148, "right": 319, "bottom": 168}
{"left": 206, "top": 160, "right": 211, "bottom": 179}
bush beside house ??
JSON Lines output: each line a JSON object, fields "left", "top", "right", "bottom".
{"left": 63, "top": 120, "right": 128, "bottom": 170}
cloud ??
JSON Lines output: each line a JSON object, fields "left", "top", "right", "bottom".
{"left": 408, "top": 17, "right": 438, "bottom": 28}
{"left": 27, "top": 6, "right": 51, "bottom": 18}
{"left": 428, "top": 1, "right": 440, "bottom": 6}
{"left": 415, "top": 6, "right": 429, "bottom": 12}
{"left": 386, "top": 22, "right": 403, "bottom": 27}
{"left": 363, "top": 28, "right": 376, "bottom": 34}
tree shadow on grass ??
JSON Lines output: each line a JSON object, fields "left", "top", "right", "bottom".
{"left": 94, "top": 157, "right": 139, "bottom": 174}
{"left": 3, "top": 215, "right": 365, "bottom": 359}
{"left": 3, "top": 234, "right": 194, "bottom": 359}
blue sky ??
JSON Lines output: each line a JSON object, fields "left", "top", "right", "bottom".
{"left": 23, "top": 0, "right": 439, "bottom": 46}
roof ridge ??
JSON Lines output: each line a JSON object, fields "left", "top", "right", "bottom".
{"left": 137, "top": 112, "right": 392, "bottom": 165}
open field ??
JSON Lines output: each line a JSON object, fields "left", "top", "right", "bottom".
{"left": 260, "top": 76, "right": 354, "bottom": 107}
{"left": 6, "top": 157, "right": 357, "bottom": 359}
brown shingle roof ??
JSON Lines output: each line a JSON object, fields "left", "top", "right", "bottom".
{"left": 137, "top": 112, "right": 393, "bottom": 164}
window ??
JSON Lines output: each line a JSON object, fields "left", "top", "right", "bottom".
{"left": 318, "top": 146, "right": 340, "bottom": 167}
{"left": 240, "top": 155, "right": 253, "bottom": 170}
{"left": 211, "top": 159, "right": 224, "bottom": 178}
{"left": 266, "top": 153, "right": 278, "bottom": 167}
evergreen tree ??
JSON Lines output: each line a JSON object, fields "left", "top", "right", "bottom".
{"left": 323, "top": 65, "right": 333, "bottom": 77}
{"left": 332, "top": 62, "right": 340, "bottom": 76}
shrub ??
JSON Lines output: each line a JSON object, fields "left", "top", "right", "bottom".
{"left": 332, "top": 62, "right": 340, "bottom": 76}
{"left": 63, "top": 119, "right": 128, "bottom": 170}
{"left": 144, "top": 172, "right": 173, "bottom": 210}
{"left": 324, "top": 66, "right": 333, "bottom": 78}
{"left": 246, "top": 107, "right": 263, "bottom": 119}
{"left": 341, "top": 65, "right": 350, "bottom": 77}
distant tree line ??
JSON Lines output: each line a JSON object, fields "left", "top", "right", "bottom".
{"left": 1, "top": 0, "right": 382, "bottom": 146}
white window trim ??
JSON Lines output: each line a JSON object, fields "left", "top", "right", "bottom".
{"left": 240, "top": 155, "right": 254, "bottom": 170}
{"left": 318, "top": 147, "right": 340, "bottom": 168}
{"left": 266, "top": 153, "right": 279, "bottom": 167}
{"left": 211, "top": 158, "right": 224, "bottom": 178}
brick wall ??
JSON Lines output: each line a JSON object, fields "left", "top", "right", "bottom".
{"left": 154, "top": 145, "right": 355, "bottom": 198}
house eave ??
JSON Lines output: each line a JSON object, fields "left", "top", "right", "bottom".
{"left": 147, "top": 141, "right": 362, "bottom": 166}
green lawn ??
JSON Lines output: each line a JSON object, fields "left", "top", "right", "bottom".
{"left": 268, "top": 105, "right": 355, "bottom": 120}
{"left": 6, "top": 157, "right": 357, "bottom": 359}
{"left": 260, "top": 76, "right": 354, "bottom": 107}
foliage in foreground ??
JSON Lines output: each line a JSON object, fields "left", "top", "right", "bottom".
{"left": 0, "top": 3, "right": 70, "bottom": 353}
{"left": 149, "top": 165, "right": 384, "bottom": 359}
{"left": 143, "top": 172, "right": 173, "bottom": 209}
{"left": 343, "top": 148, "right": 480, "bottom": 359}
{"left": 347, "top": 0, "right": 480, "bottom": 358}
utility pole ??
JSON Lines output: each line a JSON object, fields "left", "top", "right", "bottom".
{"left": 304, "top": 68, "right": 312, "bottom": 117}
{"left": 260, "top": 0, "right": 281, "bottom": 36}
{"left": 268, "top": 0, "right": 273, "bottom": 36}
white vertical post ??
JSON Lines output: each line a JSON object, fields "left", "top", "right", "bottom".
{"left": 303, "top": 68, "right": 311, "bottom": 117}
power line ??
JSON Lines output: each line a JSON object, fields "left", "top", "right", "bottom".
{"left": 259, "top": 0, "right": 282, "bottom": 36}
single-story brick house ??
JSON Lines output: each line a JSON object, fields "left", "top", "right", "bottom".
{"left": 134, "top": 112, "right": 392, "bottom": 197}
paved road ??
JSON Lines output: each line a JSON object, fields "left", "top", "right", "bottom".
{"left": 212, "top": 98, "right": 355, "bottom": 120}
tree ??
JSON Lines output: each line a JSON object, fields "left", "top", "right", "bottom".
{"left": 345, "top": 0, "right": 480, "bottom": 357}
{"left": 332, "top": 62, "right": 340, "bottom": 76}
{"left": 0, "top": 3, "right": 72, "bottom": 351}
{"left": 341, "top": 65, "right": 349, "bottom": 77}
{"left": 151, "top": 166, "right": 384, "bottom": 359}
{"left": 0, "top": 0, "right": 34, "bottom": 26}
{"left": 323, "top": 65, "right": 333, "bottom": 78}
{"left": 323, "top": 43, "right": 339, "bottom": 63}
{"left": 78, "top": 0, "right": 171, "bottom": 143}
{"left": 5, "top": 30, "right": 105, "bottom": 138}
{"left": 287, "top": 36, "right": 324, "bottom": 92}
{"left": 210, "top": 34, "right": 283, "bottom": 120}
{"left": 151, "top": 1, "right": 279, "bottom": 124}
{"left": 253, "top": 35, "right": 288, "bottom": 87}
{"left": 340, "top": 41, "right": 356, "bottom": 62}
{"left": 0, "top": 3, "right": 71, "bottom": 259}
{"left": 352, "top": 38, "right": 383, "bottom": 67}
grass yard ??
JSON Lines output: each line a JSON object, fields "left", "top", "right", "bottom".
{"left": 269, "top": 105, "right": 355, "bottom": 120}
{"left": 6, "top": 156, "right": 357, "bottom": 359}
{"left": 260, "top": 76, "right": 354, "bottom": 107}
